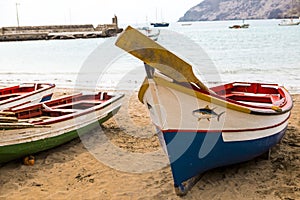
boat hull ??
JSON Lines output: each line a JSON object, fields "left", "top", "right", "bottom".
{"left": 140, "top": 79, "right": 292, "bottom": 195}
{"left": 278, "top": 23, "right": 300, "bottom": 26}
{"left": 161, "top": 126, "right": 287, "bottom": 194}
{"left": 0, "top": 107, "right": 120, "bottom": 164}
{"left": 0, "top": 92, "right": 123, "bottom": 164}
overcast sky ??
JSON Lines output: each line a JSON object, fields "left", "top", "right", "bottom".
{"left": 0, "top": 0, "right": 202, "bottom": 27}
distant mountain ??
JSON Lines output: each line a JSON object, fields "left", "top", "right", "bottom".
{"left": 179, "top": 0, "right": 300, "bottom": 21}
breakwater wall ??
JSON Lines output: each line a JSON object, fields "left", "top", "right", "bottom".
{"left": 0, "top": 16, "right": 123, "bottom": 41}
{"left": 1, "top": 24, "right": 95, "bottom": 34}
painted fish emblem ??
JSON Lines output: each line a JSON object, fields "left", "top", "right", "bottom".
{"left": 192, "top": 105, "right": 225, "bottom": 121}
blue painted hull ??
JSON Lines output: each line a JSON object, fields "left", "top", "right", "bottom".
{"left": 162, "top": 127, "right": 287, "bottom": 191}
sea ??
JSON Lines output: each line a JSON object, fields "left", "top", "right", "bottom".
{"left": 1, "top": 19, "right": 299, "bottom": 93}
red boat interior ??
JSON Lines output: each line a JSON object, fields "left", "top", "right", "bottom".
{"left": 11, "top": 92, "right": 113, "bottom": 122}
{"left": 210, "top": 82, "right": 287, "bottom": 108}
{"left": 0, "top": 84, "right": 44, "bottom": 101}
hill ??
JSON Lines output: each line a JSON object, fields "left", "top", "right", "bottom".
{"left": 179, "top": 0, "right": 300, "bottom": 21}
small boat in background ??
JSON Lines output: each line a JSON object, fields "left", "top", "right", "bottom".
{"left": 115, "top": 26, "right": 293, "bottom": 196}
{"left": 229, "top": 20, "right": 249, "bottom": 29}
{"left": 0, "top": 83, "right": 55, "bottom": 111}
{"left": 0, "top": 91, "right": 124, "bottom": 163}
{"left": 181, "top": 23, "right": 192, "bottom": 26}
{"left": 278, "top": 18, "right": 300, "bottom": 26}
{"left": 229, "top": 24, "right": 249, "bottom": 29}
{"left": 137, "top": 27, "right": 160, "bottom": 41}
{"left": 150, "top": 8, "right": 169, "bottom": 27}
{"left": 150, "top": 22, "right": 169, "bottom": 27}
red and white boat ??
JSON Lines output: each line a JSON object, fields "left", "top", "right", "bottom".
{"left": 0, "top": 83, "right": 55, "bottom": 110}
{"left": 0, "top": 91, "right": 124, "bottom": 163}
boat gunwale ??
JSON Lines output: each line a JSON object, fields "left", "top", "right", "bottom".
{"left": 138, "top": 76, "right": 293, "bottom": 115}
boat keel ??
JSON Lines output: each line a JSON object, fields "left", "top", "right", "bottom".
{"left": 175, "top": 174, "right": 204, "bottom": 196}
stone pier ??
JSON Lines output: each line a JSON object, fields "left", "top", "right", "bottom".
{"left": 0, "top": 15, "right": 123, "bottom": 42}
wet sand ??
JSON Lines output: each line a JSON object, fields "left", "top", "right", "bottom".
{"left": 0, "top": 88, "right": 299, "bottom": 200}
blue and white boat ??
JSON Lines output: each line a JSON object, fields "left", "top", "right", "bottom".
{"left": 115, "top": 26, "right": 293, "bottom": 196}
{"left": 150, "top": 22, "right": 169, "bottom": 27}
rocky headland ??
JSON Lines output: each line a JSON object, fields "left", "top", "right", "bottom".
{"left": 179, "top": 0, "right": 300, "bottom": 21}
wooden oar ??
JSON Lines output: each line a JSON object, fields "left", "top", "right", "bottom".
{"left": 115, "top": 26, "right": 209, "bottom": 92}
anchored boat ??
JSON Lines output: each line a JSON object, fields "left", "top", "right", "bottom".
{"left": 278, "top": 19, "right": 300, "bottom": 26}
{"left": 0, "top": 91, "right": 124, "bottom": 163}
{"left": 150, "top": 22, "right": 169, "bottom": 27}
{"left": 115, "top": 26, "right": 293, "bottom": 195}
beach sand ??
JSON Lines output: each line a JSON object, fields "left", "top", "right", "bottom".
{"left": 0, "top": 89, "right": 299, "bottom": 200}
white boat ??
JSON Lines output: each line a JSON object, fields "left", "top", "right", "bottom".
{"left": 278, "top": 19, "right": 300, "bottom": 26}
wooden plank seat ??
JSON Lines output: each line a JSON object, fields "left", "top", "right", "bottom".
{"left": 225, "top": 92, "right": 271, "bottom": 103}
{"left": 51, "top": 109, "right": 80, "bottom": 113}
{"left": 50, "top": 100, "right": 102, "bottom": 110}
{"left": 225, "top": 92, "right": 285, "bottom": 107}
{"left": 42, "top": 109, "right": 75, "bottom": 117}
{"left": 270, "top": 95, "right": 285, "bottom": 106}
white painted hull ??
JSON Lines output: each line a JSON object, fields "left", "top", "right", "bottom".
{"left": 142, "top": 83, "right": 290, "bottom": 142}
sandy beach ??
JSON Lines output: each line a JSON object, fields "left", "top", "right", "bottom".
{"left": 0, "top": 88, "right": 299, "bottom": 200}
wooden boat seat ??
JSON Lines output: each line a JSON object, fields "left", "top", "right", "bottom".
{"left": 40, "top": 100, "right": 102, "bottom": 117}
{"left": 42, "top": 109, "right": 74, "bottom": 117}
{"left": 225, "top": 92, "right": 285, "bottom": 107}
{"left": 270, "top": 95, "right": 285, "bottom": 106}
{"left": 52, "top": 109, "right": 80, "bottom": 113}
{"left": 269, "top": 94, "right": 280, "bottom": 102}
{"left": 51, "top": 100, "right": 102, "bottom": 110}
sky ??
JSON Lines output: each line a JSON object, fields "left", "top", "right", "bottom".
{"left": 0, "top": 0, "right": 202, "bottom": 27}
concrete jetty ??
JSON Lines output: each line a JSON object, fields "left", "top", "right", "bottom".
{"left": 0, "top": 16, "right": 123, "bottom": 42}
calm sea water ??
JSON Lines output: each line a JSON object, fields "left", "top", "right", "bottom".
{"left": 0, "top": 19, "right": 299, "bottom": 93}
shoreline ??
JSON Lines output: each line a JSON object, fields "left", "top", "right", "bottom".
{"left": 0, "top": 90, "right": 299, "bottom": 199}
